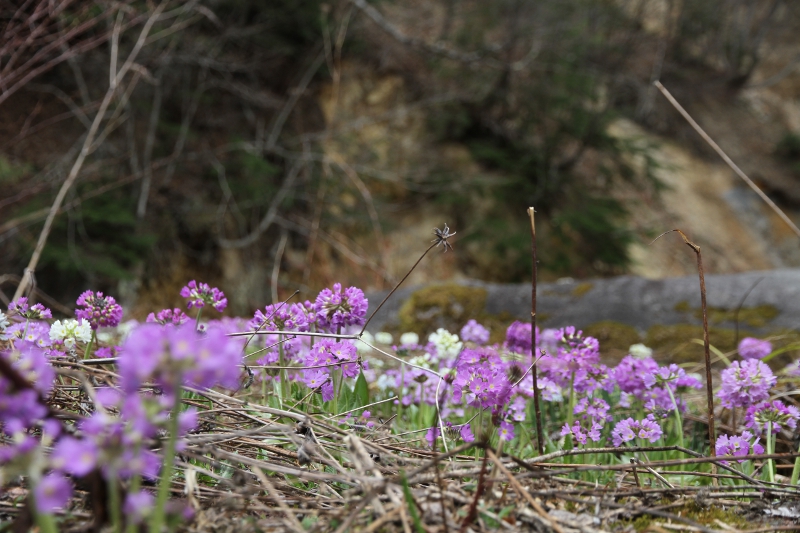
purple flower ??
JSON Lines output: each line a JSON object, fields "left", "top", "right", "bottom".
{"left": 8, "top": 297, "right": 52, "bottom": 320}
{"left": 460, "top": 423, "right": 475, "bottom": 443}
{"left": 561, "top": 419, "right": 603, "bottom": 446}
{"left": 498, "top": 420, "right": 515, "bottom": 442}
{"left": 716, "top": 431, "right": 763, "bottom": 463}
{"left": 301, "top": 369, "right": 329, "bottom": 390}
{"left": 51, "top": 437, "right": 98, "bottom": 476}
{"left": 611, "top": 417, "right": 662, "bottom": 446}
{"left": 460, "top": 319, "right": 490, "bottom": 345}
{"left": 745, "top": 400, "right": 800, "bottom": 435}
{"left": 314, "top": 283, "right": 368, "bottom": 332}
{"left": 146, "top": 308, "right": 189, "bottom": 326}
{"left": 425, "top": 426, "right": 440, "bottom": 447}
{"left": 75, "top": 291, "right": 123, "bottom": 330}
{"left": 124, "top": 490, "right": 154, "bottom": 524}
{"left": 738, "top": 337, "right": 772, "bottom": 360}
{"left": 574, "top": 397, "right": 610, "bottom": 420}
{"left": 180, "top": 280, "right": 227, "bottom": 312}
{"left": 34, "top": 472, "right": 72, "bottom": 513}
{"left": 249, "top": 303, "right": 309, "bottom": 332}
{"left": 718, "top": 360, "right": 775, "bottom": 409}
{"left": 505, "top": 321, "right": 532, "bottom": 354}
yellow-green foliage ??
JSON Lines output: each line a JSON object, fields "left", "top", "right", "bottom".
{"left": 673, "top": 301, "right": 780, "bottom": 327}
{"left": 398, "top": 284, "right": 488, "bottom": 339}
{"left": 645, "top": 324, "right": 736, "bottom": 364}
{"left": 571, "top": 282, "right": 594, "bottom": 298}
{"left": 626, "top": 502, "right": 747, "bottom": 532}
{"left": 582, "top": 321, "right": 641, "bottom": 363}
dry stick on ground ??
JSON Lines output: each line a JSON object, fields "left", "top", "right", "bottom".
{"left": 13, "top": 2, "right": 167, "bottom": 300}
{"left": 527, "top": 207, "right": 544, "bottom": 455}
{"left": 652, "top": 230, "right": 716, "bottom": 470}
{"left": 654, "top": 80, "right": 800, "bottom": 240}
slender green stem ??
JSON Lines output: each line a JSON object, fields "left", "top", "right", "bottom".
{"left": 665, "top": 386, "right": 684, "bottom": 450}
{"left": 33, "top": 506, "right": 58, "bottom": 533}
{"left": 125, "top": 447, "right": 143, "bottom": 533}
{"left": 765, "top": 421, "right": 775, "bottom": 483}
{"left": 149, "top": 392, "right": 182, "bottom": 533}
{"left": 109, "top": 470, "right": 122, "bottom": 533}
{"left": 83, "top": 330, "right": 96, "bottom": 359}
{"left": 22, "top": 318, "right": 30, "bottom": 340}
{"left": 791, "top": 442, "right": 800, "bottom": 485}
{"left": 278, "top": 333, "right": 286, "bottom": 400}
{"left": 565, "top": 372, "right": 575, "bottom": 450}
{"left": 194, "top": 308, "right": 203, "bottom": 330}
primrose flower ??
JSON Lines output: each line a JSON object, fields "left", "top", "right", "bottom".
{"left": 8, "top": 297, "right": 52, "bottom": 320}
{"left": 49, "top": 319, "right": 92, "bottom": 349}
{"left": 716, "top": 431, "right": 763, "bottom": 463}
{"left": 460, "top": 423, "right": 475, "bottom": 443}
{"left": 460, "top": 319, "right": 489, "bottom": 345}
{"left": 505, "top": 321, "right": 532, "bottom": 354}
{"left": 0, "top": 311, "right": 9, "bottom": 341}
{"left": 399, "top": 332, "right": 420, "bottom": 346}
{"left": 429, "top": 328, "right": 462, "bottom": 358}
{"left": 314, "top": 283, "right": 368, "bottom": 332}
{"left": 574, "top": 396, "right": 610, "bottom": 420}
{"left": 611, "top": 417, "right": 662, "bottom": 446}
{"left": 146, "top": 308, "right": 189, "bottom": 326}
{"left": 628, "top": 343, "right": 653, "bottom": 359}
{"left": 51, "top": 437, "right": 98, "bottom": 477}
{"left": 738, "top": 337, "right": 772, "bottom": 360}
{"left": 34, "top": 472, "right": 72, "bottom": 513}
{"left": 75, "top": 291, "right": 123, "bottom": 329}
{"left": 249, "top": 303, "right": 309, "bottom": 332}
{"left": 718, "top": 360, "right": 775, "bottom": 409}
{"left": 124, "top": 490, "right": 154, "bottom": 524}
{"left": 745, "top": 400, "right": 800, "bottom": 435}
{"left": 180, "top": 280, "right": 227, "bottom": 312}
{"left": 561, "top": 419, "right": 603, "bottom": 446}
{"left": 498, "top": 420, "right": 515, "bottom": 442}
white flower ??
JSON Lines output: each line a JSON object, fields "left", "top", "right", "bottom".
{"left": 0, "top": 311, "right": 9, "bottom": 341}
{"left": 357, "top": 330, "right": 374, "bottom": 354}
{"left": 629, "top": 343, "right": 653, "bottom": 359}
{"left": 399, "top": 332, "right": 419, "bottom": 346}
{"left": 428, "top": 328, "right": 462, "bottom": 358}
{"left": 376, "top": 373, "right": 395, "bottom": 391}
{"left": 49, "top": 319, "right": 92, "bottom": 348}
{"left": 375, "top": 332, "right": 393, "bottom": 345}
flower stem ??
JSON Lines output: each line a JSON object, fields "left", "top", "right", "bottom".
{"left": 194, "top": 308, "right": 203, "bottom": 330}
{"left": 150, "top": 392, "right": 182, "bottom": 533}
{"left": 665, "top": 386, "right": 684, "bottom": 450}
{"left": 109, "top": 470, "right": 122, "bottom": 533}
{"left": 791, "top": 442, "right": 800, "bottom": 485}
{"left": 765, "top": 421, "right": 775, "bottom": 483}
{"left": 83, "top": 330, "right": 96, "bottom": 360}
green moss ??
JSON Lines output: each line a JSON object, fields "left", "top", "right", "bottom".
{"left": 673, "top": 301, "right": 780, "bottom": 327}
{"left": 583, "top": 321, "right": 641, "bottom": 362}
{"left": 571, "top": 282, "right": 594, "bottom": 298}
{"left": 398, "top": 284, "right": 488, "bottom": 339}
{"left": 645, "top": 324, "right": 736, "bottom": 364}
{"left": 623, "top": 502, "right": 747, "bottom": 532}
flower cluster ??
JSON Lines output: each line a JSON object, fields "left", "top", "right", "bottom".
{"left": 738, "top": 337, "right": 772, "bottom": 360}
{"left": 8, "top": 297, "right": 52, "bottom": 320}
{"left": 146, "top": 308, "right": 190, "bottom": 326}
{"left": 460, "top": 319, "right": 489, "bottom": 345}
{"left": 611, "top": 417, "right": 663, "bottom": 446}
{"left": 180, "top": 280, "right": 227, "bottom": 312}
{"left": 505, "top": 321, "right": 532, "bottom": 354}
{"left": 250, "top": 303, "right": 309, "bottom": 332}
{"left": 745, "top": 400, "right": 800, "bottom": 435}
{"left": 314, "top": 283, "right": 368, "bottom": 332}
{"left": 49, "top": 319, "right": 92, "bottom": 350}
{"left": 718, "top": 360, "right": 775, "bottom": 409}
{"left": 75, "top": 290, "right": 124, "bottom": 329}
{"left": 716, "top": 431, "right": 763, "bottom": 463}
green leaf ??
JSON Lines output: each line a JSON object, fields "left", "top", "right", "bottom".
{"left": 354, "top": 371, "right": 369, "bottom": 409}
{"left": 400, "top": 472, "right": 426, "bottom": 533}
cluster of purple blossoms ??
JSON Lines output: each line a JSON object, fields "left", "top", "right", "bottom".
{"left": 718, "top": 359, "right": 775, "bottom": 409}
{"left": 574, "top": 396, "right": 611, "bottom": 421}
{"left": 75, "top": 290, "right": 123, "bottom": 329}
{"left": 460, "top": 319, "right": 490, "bottom": 345}
{"left": 146, "top": 308, "right": 190, "bottom": 326}
{"left": 561, "top": 419, "right": 603, "bottom": 446}
{"left": 738, "top": 337, "right": 772, "bottom": 360}
{"left": 716, "top": 431, "right": 764, "bottom": 463}
{"left": 538, "top": 327, "right": 607, "bottom": 394}
{"left": 180, "top": 280, "right": 227, "bottom": 312}
{"left": 250, "top": 303, "right": 310, "bottom": 332}
{"left": 745, "top": 400, "right": 800, "bottom": 435}
{"left": 505, "top": 321, "right": 532, "bottom": 354}
{"left": 427, "top": 422, "right": 476, "bottom": 447}
{"left": 300, "top": 338, "right": 364, "bottom": 401}
{"left": 119, "top": 322, "right": 243, "bottom": 395}
{"left": 611, "top": 417, "right": 663, "bottom": 446}
{"left": 8, "top": 297, "right": 52, "bottom": 320}
{"left": 452, "top": 348, "right": 511, "bottom": 410}
{"left": 314, "top": 283, "right": 368, "bottom": 332}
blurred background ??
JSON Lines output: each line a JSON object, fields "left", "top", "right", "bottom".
{"left": 2, "top": 0, "right": 800, "bottom": 318}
